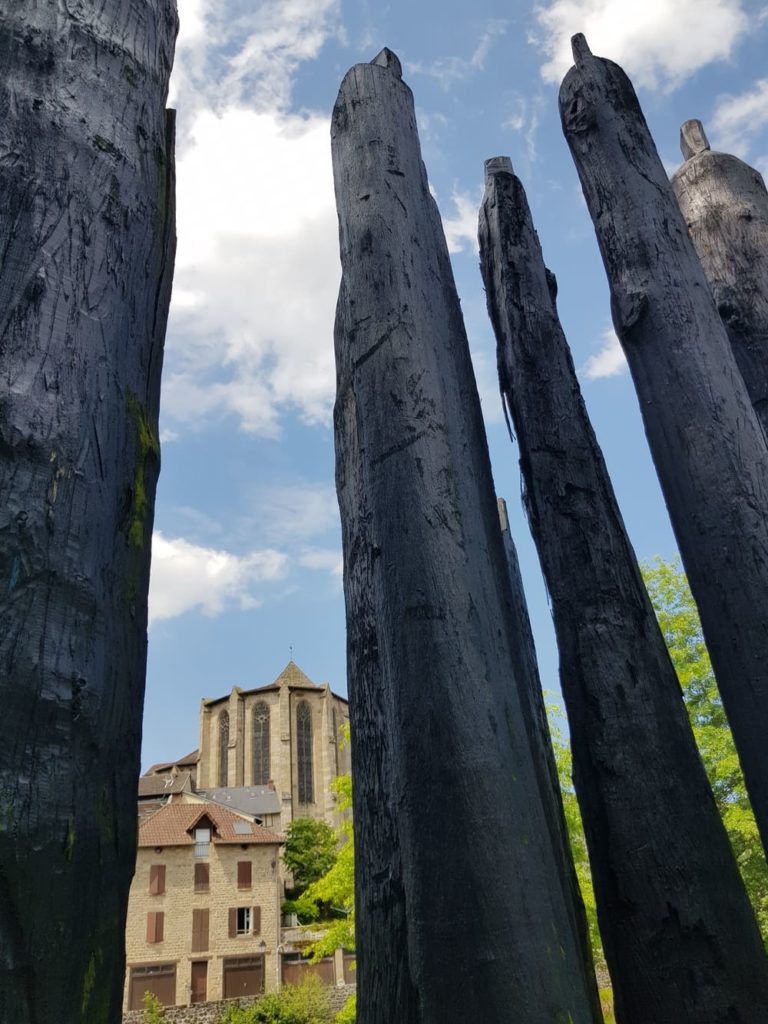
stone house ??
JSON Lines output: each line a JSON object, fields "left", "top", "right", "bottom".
{"left": 128, "top": 661, "right": 353, "bottom": 1010}
{"left": 123, "top": 802, "right": 282, "bottom": 1011}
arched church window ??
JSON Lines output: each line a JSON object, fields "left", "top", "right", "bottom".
{"left": 252, "top": 702, "right": 270, "bottom": 785}
{"left": 218, "top": 710, "right": 229, "bottom": 787}
{"left": 332, "top": 706, "right": 340, "bottom": 776}
{"left": 297, "top": 701, "right": 313, "bottom": 804}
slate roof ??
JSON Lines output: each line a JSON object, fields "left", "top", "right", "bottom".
{"left": 138, "top": 771, "right": 193, "bottom": 799}
{"left": 138, "top": 803, "right": 282, "bottom": 848}
{"left": 204, "top": 660, "right": 348, "bottom": 707}
{"left": 199, "top": 785, "right": 282, "bottom": 817}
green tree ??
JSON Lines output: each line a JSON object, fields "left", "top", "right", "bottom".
{"left": 217, "top": 976, "right": 331, "bottom": 1024}
{"left": 642, "top": 557, "right": 768, "bottom": 937}
{"left": 283, "top": 819, "right": 338, "bottom": 895}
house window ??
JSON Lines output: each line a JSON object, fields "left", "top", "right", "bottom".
{"left": 229, "top": 906, "right": 262, "bottom": 937}
{"left": 149, "top": 864, "right": 165, "bottom": 895}
{"left": 194, "top": 862, "right": 209, "bottom": 891}
{"left": 237, "top": 861, "right": 252, "bottom": 889}
{"left": 252, "top": 702, "right": 270, "bottom": 785}
{"left": 218, "top": 710, "right": 230, "bottom": 787}
{"left": 296, "top": 701, "right": 313, "bottom": 804}
{"left": 146, "top": 911, "right": 164, "bottom": 943}
{"left": 194, "top": 827, "right": 211, "bottom": 858}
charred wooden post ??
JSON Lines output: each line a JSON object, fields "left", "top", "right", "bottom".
{"left": 479, "top": 156, "right": 768, "bottom": 1024}
{"left": 0, "top": 5, "right": 178, "bottom": 1022}
{"left": 672, "top": 120, "right": 768, "bottom": 433}
{"left": 497, "top": 498, "right": 602, "bottom": 1020}
{"left": 559, "top": 34, "right": 768, "bottom": 859}
{"left": 333, "top": 49, "right": 600, "bottom": 1024}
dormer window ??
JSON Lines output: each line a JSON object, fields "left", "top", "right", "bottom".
{"left": 194, "top": 827, "right": 211, "bottom": 857}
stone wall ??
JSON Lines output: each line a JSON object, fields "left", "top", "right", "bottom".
{"left": 122, "top": 984, "right": 356, "bottom": 1024}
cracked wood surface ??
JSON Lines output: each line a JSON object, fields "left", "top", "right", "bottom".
{"left": 559, "top": 34, "right": 768, "bottom": 863}
{"left": 0, "top": 3, "right": 177, "bottom": 1021}
{"left": 672, "top": 120, "right": 768, "bottom": 435}
{"left": 332, "top": 48, "right": 599, "bottom": 1024}
{"left": 480, "top": 158, "right": 768, "bottom": 1024}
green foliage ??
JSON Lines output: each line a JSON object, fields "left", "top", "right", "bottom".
{"left": 283, "top": 818, "right": 338, "bottom": 895}
{"left": 217, "top": 977, "right": 331, "bottom": 1024}
{"left": 642, "top": 557, "right": 768, "bottom": 939}
{"left": 335, "top": 992, "right": 356, "bottom": 1024}
{"left": 141, "top": 990, "right": 165, "bottom": 1023}
{"left": 548, "top": 555, "right": 768, "bottom": 974}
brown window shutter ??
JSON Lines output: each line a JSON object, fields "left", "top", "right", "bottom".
{"left": 147, "top": 911, "right": 164, "bottom": 943}
{"left": 228, "top": 907, "right": 237, "bottom": 938}
{"left": 192, "top": 908, "right": 209, "bottom": 952}
{"left": 149, "top": 864, "right": 165, "bottom": 895}
{"left": 194, "top": 862, "right": 209, "bottom": 891}
{"left": 252, "top": 906, "right": 261, "bottom": 935}
{"left": 237, "top": 861, "right": 252, "bottom": 888}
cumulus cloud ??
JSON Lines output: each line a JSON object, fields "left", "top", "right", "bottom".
{"left": 149, "top": 532, "right": 288, "bottom": 623}
{"left": 440, "top": 189, "right": 481, "bottom": 255}
{"left": 161, "top": 1, "right": 342, "bottom": 437}
{"left": 581, "top": 327, "right": 627, "bottom": 380}
{"left": 710, "top": 77, "right": 768, "bottom": 156}
{"left": 533, "top": 0, "right": 749, "bottom": 90}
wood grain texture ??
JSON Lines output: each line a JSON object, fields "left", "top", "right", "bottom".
{"left": 559, "top": 34, "right": 768, "bottom": 861}
{"left": 332, "top": 49, "right": 600, "bottom": 1024}
{"left": 480, "top": 159, "right": 768, "bottom": 1024}
{"left": 672, "top": 120, "right": 768, "bottom": 434}
{"left": 0, "top": 4, "right": 177, "bottom": 1021}
{"left": 497, "top": 497, "right": 603, "bottom": 1022}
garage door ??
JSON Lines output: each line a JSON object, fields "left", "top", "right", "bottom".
{"left": 128, "top": 964, "right": 176, "bottom": 1010}
{"left": 223, "top": 956, "right": 264, "bottom": 998}
{"left": 282, "top": 954, "right": 336, "bottom": 987}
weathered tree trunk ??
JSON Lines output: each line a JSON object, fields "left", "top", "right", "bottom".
{"left": 333, "top": 48, "right": 600, "bottom": 1024}
{"left": 497, "top": 498, "right": 602, "bottom": 1020}
{"left": 672, "top": 120, "right": 768, "bottom": 434}
{"left": 479, "top": 156, "right": 768, "bottom": 1024}
{"left": 0, "top": 5, "right": 177, "bottom": 1022}
{"left": 559, "top": 35, "right": 768, "bottom": 859}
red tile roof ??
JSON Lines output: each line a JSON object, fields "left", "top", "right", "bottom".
{"left": 138, "top": 803, "right": 281, "bottom": 848}
{"left": 144, "top": 750, "right": 199, "bottom": 775}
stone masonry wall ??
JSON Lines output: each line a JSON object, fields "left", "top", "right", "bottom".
{"left": 122, "top": 984, "right": 356, "bottom": 1024}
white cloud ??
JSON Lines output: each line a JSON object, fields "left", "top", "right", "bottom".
{"left": 161, "top": 2, "right": 343, "bottom": 437}
{"left": 298, "top": 548, "right": 343, "bottom": 577}
{"left": 149, "top": 532, "right": 288, "bottom": 623}
{"left": 408, "top": 20, "right": 508, "bottom": 87}
{"left": 533, "top": 0, "right": 749, "bottom": 90}
{"left": 581, "top": 327, "right": 627, "bottom": 380}
{"left": 711, "top": 78, "right": 768, "bottom": 156}
{"left": 165, "top": 107, "right": 339, "bottom": 436}
{"left": 440, "top": 189, "right": 481, "bottom": 255}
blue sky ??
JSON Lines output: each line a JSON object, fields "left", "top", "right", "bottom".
{"left": 142, "top": 0, "right": 768, "bottom": 770}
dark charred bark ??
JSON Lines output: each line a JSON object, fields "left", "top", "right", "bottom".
{"left": 672, "top": 120, "right": 768, "bottom": 435}
{"left": 0, "top": 4, "right": 178, "bottom": 1022}
{"left": 333, "top": 49, "right": 600, "bottom": 1024}
{"left": 497, "top": 498, "right": 603, "bottom": 1020}
{"left": 479, "top": 156, "right": 768, "bottom": 1024}
{"left": 559, "top": 35, "right": 768, "bottom": 860}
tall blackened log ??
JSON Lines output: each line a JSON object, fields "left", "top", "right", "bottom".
{"left": 333, "top": 49, "right": 600, "bottom": 1024}
{"left": 479, "top": 155, "right": 768, "bottom": 1024}
{"left": 672, "top": 120, "right": 768, "bottom": 433}
{"left": 559, "top": 34, "right": 768, "bottom": 858}
{"left": 497, "top": 498, "right": 602, "bottom": 1020}
{"left": 0, "top": 4, "right": 177, "bottom": 1022}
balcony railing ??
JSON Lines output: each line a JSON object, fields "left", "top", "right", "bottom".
{"left": 194, "top": 842, "right": 210, "bottom": 858}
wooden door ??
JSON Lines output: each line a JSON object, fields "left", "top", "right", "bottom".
{"left": 191, "top": 961, "right": 207, "bottom": 1004}
{"left": 128, "top": 964, "right": 176, "bottom": 1010}
{"left": 222, "top": 956, "right": 264, "bottom": 998}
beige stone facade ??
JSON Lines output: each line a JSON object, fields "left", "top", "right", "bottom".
{"left": 196, "top": 662, "right": 351, "bottom": 833}
{"left": 129, "top": 662, "right": 353, "bottom": 1011}
{"left": 123, "top": 804, "right": 282, "bottom": 1012}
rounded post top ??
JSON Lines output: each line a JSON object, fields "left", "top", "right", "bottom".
{"left": 571, "top": 33, "right": 593, "bottom": 64}
{"left": 371, "top": 47, "right": 402, "bottom": 78}
{"left": 485, "top": 156, "right": 514, "bottom": 184}
{"left": 680, "top": 119, "right": 710, "bottom": 160}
